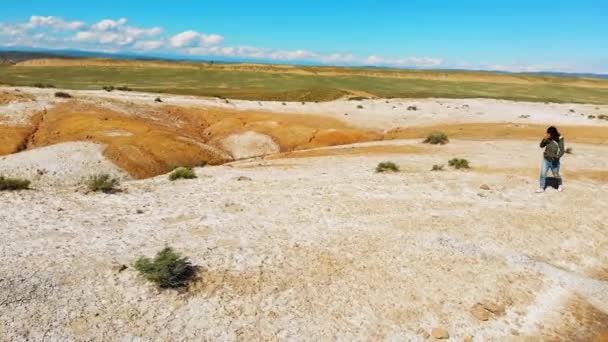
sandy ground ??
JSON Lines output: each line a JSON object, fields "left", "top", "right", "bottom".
{"left": 1, "top": 86, "right": 607, "bottom": 341}
{"left": 0, "top": 142, "right": 129, "bottom": 187}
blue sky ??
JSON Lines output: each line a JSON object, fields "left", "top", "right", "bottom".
{"left": 1, "top": 0, "right": 607, "bottom": 73}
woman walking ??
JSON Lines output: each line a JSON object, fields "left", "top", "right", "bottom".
{"left": 537, "top": 126, "right": 565, "bottom": 193}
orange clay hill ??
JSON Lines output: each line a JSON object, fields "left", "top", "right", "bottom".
{"left": 3, "top": 100, "right": 381, "bottom": 178}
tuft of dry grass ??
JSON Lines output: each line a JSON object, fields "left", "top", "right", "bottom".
{"left": 423, "top": 132, "right": 449, "bottom": 145}
{"left": 0, "top": 175, "right": 30, "bottom": 191}
{"left": 376, "top": 161, "right": 399, "bottom": 173}
{"left": 448, "top": 158, "right": 470, "bottom": 169}
{"left": 87, "top": 174, "right": 119, "bottom": 193}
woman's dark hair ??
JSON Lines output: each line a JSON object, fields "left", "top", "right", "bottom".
{"left": 547, "top": 126, "right": 560, "bottom": 140}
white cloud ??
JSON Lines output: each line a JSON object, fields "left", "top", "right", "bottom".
{"left": 26, "top": 15, "right": 85, "bottom": 30}
{"left": 365, "top": 55, "right": 443, "bottom": 68}
{"left": 72, "top": 18, "right": 162, "bottom": 47}
{"left": 170, "top": 30, "right": 200, "bottom": 47}
{"left": 170, "top": 30, "right": 224, "bottom": 48}
{"left": 134, "top": 40, "right": 163, "bottom": 50}
{"left": 91, "top": 18, "right": 127, "bottom": 31}
{"left": 269, "top": 49, "right": 316, "bottom": 61}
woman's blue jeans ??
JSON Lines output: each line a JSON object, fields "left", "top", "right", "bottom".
{"left": 540, "top": 158, "right": 561, "bottom": 188}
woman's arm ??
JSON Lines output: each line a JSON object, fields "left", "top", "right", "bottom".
{"left": 558, "top": 137, "right": 565, "bottom": 158}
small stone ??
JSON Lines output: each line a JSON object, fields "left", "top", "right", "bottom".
{"left": 480, "top": 184, "right": 490, "bottom": 190}
{"left": 470, "top": 303, "right": 490, "bottom": 321}
{"left": 483, "top": 302, "right": 505, "bottom": 315}
{"left": 113, "top": 264, "right": 128, "bottom": 273}
{"left": 431, "top": 327, "right": 449, "bottom": 339}
{"left": 136, "top": 209, "right": 144, "bottom": 214}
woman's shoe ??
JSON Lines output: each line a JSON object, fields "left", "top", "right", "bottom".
{"left": 557, "top": 185, "right": 563, "bottom": 192}
{"left": 535, "top": 188, "right": 545, "bottom": 193}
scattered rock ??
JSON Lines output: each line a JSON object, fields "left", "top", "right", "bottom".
{"left": 483, "top": 302, "right": 505, "bottom": 315}
{"left": 480, "top": 184, "right": 490, "bottom": 190}
{"left": 431, "top": 327, "right": 449, "bottom": 339}
{"left": 470, "top": 303, "right": 490, "bottom": 321}
{"left": 112, "top": 264, "right": 128, "bottom": 273}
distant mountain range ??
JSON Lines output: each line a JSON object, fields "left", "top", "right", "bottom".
{"left": 1, "top": 48, "right": 607, "bottom": 80}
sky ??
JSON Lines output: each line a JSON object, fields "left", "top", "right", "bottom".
{"left": 1, "top": 0, "right": 607, "bottom": 73}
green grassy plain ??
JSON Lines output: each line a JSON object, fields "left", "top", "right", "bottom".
{"left": 1, "top": 62, "right": 608, "bottom": 103}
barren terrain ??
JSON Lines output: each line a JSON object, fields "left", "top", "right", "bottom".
{"left": 1, "top": 85, "right": 607, "bottom": 341}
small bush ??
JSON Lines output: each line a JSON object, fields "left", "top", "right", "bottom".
{"left": 87, "top": 174, "right": 119, "bottom": 193}
{"left": 135, "top": 247, "right": 195, "bottom": 288}
{"left": 115, "top": 86, "right": 132, "bottom": 91}
{"left": 0, "top": 176, "right": 30, "bottom": 191}
{"left": 54, "top": 91, "right": 72, "bottom": 98}
{"left": 357, "top": 105, "right": 364, "bottom": 109}
{"left": 376, "top": 161, "right": 399, "bottom": 173}
{"left": 565, "top": 147, "right": 573, "bottom": 154}
{"left": 588, "top": 115, "right": 596, "bottom": 119}
{"left": 407, "top": 105, "right": 418, "bottom": 111}
{"left": 102, "top": 85, "right": 115, "bottom": 92}
{"left": 169, "top": 167, "right": 196, "bottom": 181}
{"left": 448, "top": 158, "right": 470, "bottom": 169}
{"left": 33, "top": 83, "right": 54, "bottom": 88}
{"left": 598, "top": 114, "right": 608, "bottom": 121}
{"left": 423, "top": 132, "right": 449, "bottom": 145}
{"left": 431, "top": 164, "right": 444, "bottom": 171}
{"left": 155, "top": 97, "right": 163, "bottom": 103}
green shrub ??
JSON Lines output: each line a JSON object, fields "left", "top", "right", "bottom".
{"left": 54, "top": 91, "right": 72, "bottom": 98}
{"left": 598, "top": 114, "right": 608, "bottom": 121}
{"left": 155, "top": 97, "right": 163, "bottom": 103}
{"left": 565, "top": 147, "right": 573, "bottom": 154}
{"left": 102, "top": 85, "right": 115, "bottom": 92}
{"left": 376, "top": 161, "right": 399, "bottom": 173}
{"left": 357, "top": 105, "right": 364, "bottom": 109}
{"left": 407, "top": 105, "right": 418, "bottom": 111}
{"left": 431, "top": 164, "right": 444, "bottom": 171}
{"left": 0, "top": 176, "right": 30, "bottom": 191}
{"left": 169, "top": 167, "right": 196, "bottom": 181}
{"left": 588, "top": 115, "right": 596, "bottom": 119}
{"left": 32, "top": 83, "right": 54, "bottom": 88}
{"left": 135, "top": 247, "right": 195, "bottom": 288}
{"left": 87, "top": 174, "right": 119, "bottom": 193}
{"left": 448, "top": 158, "right": 470, "bottom": 169}
{"left": 423, "top": 132, "right": 449, "bottom": 145}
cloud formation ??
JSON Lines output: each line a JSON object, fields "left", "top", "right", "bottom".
{"left": 0, "top": 15, "right": 448, "bottom": 69}
{"left": 4, "top": 14, "right": 593, "bottom": 73}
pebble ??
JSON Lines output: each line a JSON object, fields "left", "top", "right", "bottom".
{"left": 470, "top": 303, "right": 490, "bottom": 321}
{"left": 431, "top": 327, "right": 449, "bottom": 339}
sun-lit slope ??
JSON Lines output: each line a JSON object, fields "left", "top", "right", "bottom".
{"left": 386, "top": 123, "right": 608, "bottom": 145}
{"left": 3, "top": 58, "right": 608, "bottom": 103}
{"left": 1, "top": 100, "right": 380, "bottom": 178}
